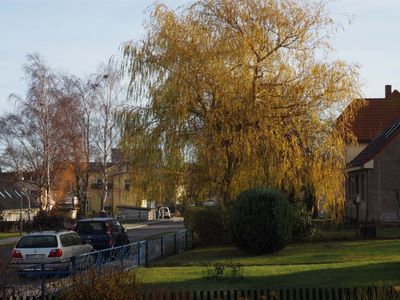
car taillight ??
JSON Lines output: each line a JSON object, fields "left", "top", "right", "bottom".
{"left": 105, "top": 224, "right": 111, "bottom": 235}
{"left": 11, "top": 249, "right": 23, "bottom": 259}
{"left": 48, "top": 249, "right": 63, "bottom": 257}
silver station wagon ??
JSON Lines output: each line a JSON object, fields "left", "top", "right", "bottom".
{"left": 11, "top": 231, "right": 93, "bottom": 271}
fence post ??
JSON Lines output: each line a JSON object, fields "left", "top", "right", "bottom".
{"left": 145, "top": 240, "right": 149, "bottom": 267}
{"left": 41, "top": 263, "right": 45, "bottom": 300}
{"left": 174, "top": 233, "right": 177, "bottom": 254}
{"left": 71, "top": 256, "right": 76, "bottom": 275}
{"left": 160, "top": 236, "right": 164, "bottom": 258}
{"left": 120, "top": 245, "right": 125, "bottom": 268}
{"left": 2, "top": 272, "right": 7, "bottom": 300}
{"left": 185, "top": 230, "right": 188, "bottom": 250}
{"left": 137, "top": 241, "right": 141, "bottom": 266}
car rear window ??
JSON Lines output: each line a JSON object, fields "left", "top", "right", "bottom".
{"left": 75, "top": 222, "right": 105, "bottom": 234}
{"left": 16, "top": 235, "right": 58, "bottom": 248}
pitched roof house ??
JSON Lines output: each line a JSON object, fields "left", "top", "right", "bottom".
{"left": 344, "top": 85, "right": 400, "bottom": 223}
{"left": 0, "top": 178, "right": 40, "bottom": 221}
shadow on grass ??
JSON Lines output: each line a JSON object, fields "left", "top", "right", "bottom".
{"left": 141, "top": 261, "right": 400, "bottom": 291}
{"left": 151, "top": 240, "right": 400, "bottom": 267}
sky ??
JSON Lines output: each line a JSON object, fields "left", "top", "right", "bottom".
{"left": 1, "top": 0, "right": 400, "bottom": 113}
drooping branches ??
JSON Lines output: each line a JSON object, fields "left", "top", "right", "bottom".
{"left": 122, "top": 0, "right": 362, "bottom": 217}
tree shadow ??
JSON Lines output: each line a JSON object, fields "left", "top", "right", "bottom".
{"left": 142, "top": 261, "right": 400, "bottom": 291}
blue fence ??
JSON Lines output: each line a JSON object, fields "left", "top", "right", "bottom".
{"left": 1, "top": 229, "right": 193, "bottom": 299}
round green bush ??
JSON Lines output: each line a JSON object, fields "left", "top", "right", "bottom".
{"left": 231, "top": 187, "right": 292, "bottom": 254}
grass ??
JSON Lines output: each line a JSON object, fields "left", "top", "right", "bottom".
{"left": 136, "top": 238, "right": 400, "bottom": 290}
{"left": 0, "top": 232, "right": 21, "bottom": 240}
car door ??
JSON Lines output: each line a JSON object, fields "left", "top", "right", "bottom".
{"left": 60, "top": 233, "right": 75, "bottom": 259}
{"left": 111, "top": 220, "right": 125, "bottom": 246}
{"left": 71, "top": 232, "right": 91, "bottom": 256}
{"left": 116, "top": 221, "right": 129, "bottom": 244}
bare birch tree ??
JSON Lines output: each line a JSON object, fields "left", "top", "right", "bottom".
{"left": 0, "top": 54, "right": 67, "bottom": 209}
{"left": 91, "top": 59, "right": 126, "bottom": 212}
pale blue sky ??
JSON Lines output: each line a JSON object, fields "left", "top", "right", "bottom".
{"left": 1, "top": 0, "right": 399, "bottom": 112}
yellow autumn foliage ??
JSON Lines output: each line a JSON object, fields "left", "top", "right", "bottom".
{"left": 122, "top": 0, "right": 362, "bottom": 218}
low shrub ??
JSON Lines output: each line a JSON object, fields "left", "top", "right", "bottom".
{"left": 30, "top": 210, "right": 65, "bottom": 231}
{"left": 292, "top": 203, "right": 318, "bottom": 242}
{"left": 203, "top": 261, "right": 243, "bottom": 282}
{"left": 231, "top": 187, "right": 292, "bottom": 254}
{"left": 184, "top": 206, "right": 227, "bottom": 245}
{"left": 60, "top": 268, "right": 141, "bottom": 300}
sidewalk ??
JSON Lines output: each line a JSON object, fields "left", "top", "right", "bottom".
{"left": 122, "top": 217, "right": 183, "bottom": 230}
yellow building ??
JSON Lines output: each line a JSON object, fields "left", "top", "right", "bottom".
{"left": 87, "top": 162, "right": 143, "bottom": 216}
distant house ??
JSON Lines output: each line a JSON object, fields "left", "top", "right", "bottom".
{"left": 87, "top": 150, "right": 144, "bottom": 216}
{"left": 344, "top": 85, "right": 400, "bottom": 223}
{"left": 0, "top": 178, "right": 40, "bottom": 221}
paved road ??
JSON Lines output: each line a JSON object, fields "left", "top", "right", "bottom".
{"left": 0, "top": 219, "right": 185, "bottom": 260}
{"left": 124, "top": 219, "right": 185, "bottom": 242}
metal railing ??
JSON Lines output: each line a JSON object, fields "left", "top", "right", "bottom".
{"left": 1, "top": 229, "right": 193, "bottom": 299}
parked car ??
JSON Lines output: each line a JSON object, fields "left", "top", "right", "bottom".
{"left": 11, "top": 231, "right": 93, "bottom": 271}
{"left": 157, "top": 206, "right": 171, "bottom": 219}
{"left": 74, "top": 218, "right": 130, "bottom": 250}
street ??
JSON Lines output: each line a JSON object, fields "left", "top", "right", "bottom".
{"left": 0, "top": 218, "right": 186, "bottom": 261}
{"left": 124, "top": 218, "right": 185, "bottom": 242}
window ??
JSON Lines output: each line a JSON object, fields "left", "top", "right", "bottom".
{"left": 124, "top": 180, "right": 131, "bottom": 191}
{"left": 71, "top": 233, "right": 83, "bottom": 245}
{"left": 17, "top": 236, "right": 58, "bottom": 248}
{"left": 60, "top": 234, "right": 74, "bottom": 247}
{"left": 113, "top": 221, "right": 123, "bottom": 232}
{"left": 349, "top": 174, "right": 364, "bottom": 204}
{"left": 75, "top": 222, "right": 105, "bottom": 234}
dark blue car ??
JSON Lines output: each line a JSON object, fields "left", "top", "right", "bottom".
{"left": 74, "top": 218, "right": 129, "bottom": 250}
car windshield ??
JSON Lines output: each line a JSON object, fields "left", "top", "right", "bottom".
{"left": 16, "top": 235, "right": 58, "bottom": 248}
{"left": 75, "top": 222, "right": 105, "bottom": 234}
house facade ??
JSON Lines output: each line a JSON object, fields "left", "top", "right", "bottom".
{"left": 87, "top": 157, "right": 144, "bottom": 216}
{"left": 344, "top": 85, "right": 400, "bottom": 223}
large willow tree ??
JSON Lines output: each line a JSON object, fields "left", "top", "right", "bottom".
{"left": 122, "top": 0, "right": 362, "bottom": 216}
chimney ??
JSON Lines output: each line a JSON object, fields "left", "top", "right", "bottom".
{"left": 385, "top": 85, "right": 392, "bottom": 98}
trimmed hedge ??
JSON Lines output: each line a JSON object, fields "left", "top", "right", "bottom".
{"left": 31, "top": 211, "right": 65, "bottom": 231}
{"left": 231, "top": 187, "right": 292, "bottom": 254}
{"left": 184, "top": 206, "right": 225, "bottom": 245}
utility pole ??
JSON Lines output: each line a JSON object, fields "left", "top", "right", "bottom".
{"left": 19, "top": 176, "right": 24, "bottom": 236}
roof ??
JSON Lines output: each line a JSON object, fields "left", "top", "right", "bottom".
{"left": 348, "top": 92, "right": 400, "bottom": 143}
{"left": 88, "top": 162, "right": 114, "bottom": 172}
{"left": 0, "top": 179, "right": 40, "bottom": 210}
{"left": 348, "top": 118, "right": 400, "bottom": 168}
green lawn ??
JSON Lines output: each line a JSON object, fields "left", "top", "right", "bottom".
{"left": 137, "top": 239, "right": 400, "bottom": 290}
{"left": 0, "top": 232, "right": 21, "bottom": 240}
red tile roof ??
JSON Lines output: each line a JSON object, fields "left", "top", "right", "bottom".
{"left": 348, "top": 119, "right": 400, "bottom": 168}
{"left": 348, "top": 91, "right": 400, "bottom": 143}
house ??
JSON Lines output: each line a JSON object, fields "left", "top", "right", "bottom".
{"left": 345, "top": 85, "right": 400, "bottom": 164}
{"left": 86, "top": 150, "right": 144, "bottom": 216}
{"left": 344, "top": 85, "right": 400, "bottom": 223}
{"left": 0, "top": 178, "right": 40, "bottom": 221}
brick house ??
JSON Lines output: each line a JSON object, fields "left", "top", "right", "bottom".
{"left": 345, "top": 85, "right": 400, "bottom": 223}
